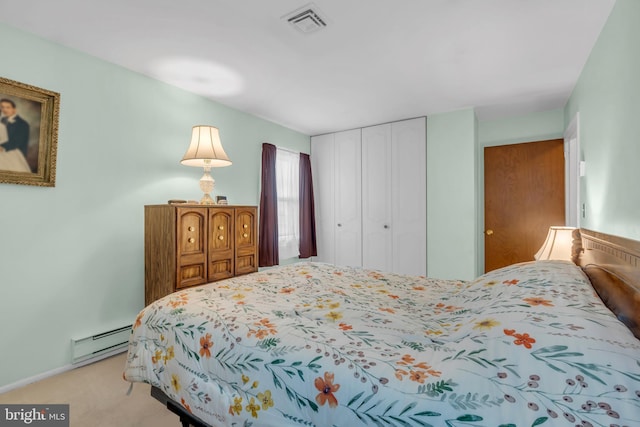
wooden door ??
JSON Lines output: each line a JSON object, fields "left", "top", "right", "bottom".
{"left": 235, "top": 207, "right": 258, "bottom": 275}
{"left": 484, "top": 139, "right": 565, "bottom": 272}
{"left": 176, "top": 207, "right": 208, "bottom": 289}
{"left": 208, "top": 208, "right": 234, "bottom": 281}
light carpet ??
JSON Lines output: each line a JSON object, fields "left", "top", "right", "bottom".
{"left": 0, "top": 353, "right": 179, "bottom": 427}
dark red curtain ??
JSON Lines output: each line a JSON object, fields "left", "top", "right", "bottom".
{"left": 299, "top": 153, "right": 317, "bottom": 258}
{"left": 259, "top": 143, "right": 279, "bottom": 267}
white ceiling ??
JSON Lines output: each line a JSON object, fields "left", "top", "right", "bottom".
{"left": 1, "top": 0, "right": 615, "bottom": 136}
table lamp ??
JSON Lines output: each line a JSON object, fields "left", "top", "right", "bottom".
{"left": 534, "top": 226, "right": 582, "bottom": 263}
{"left": 181, "top": 125, "right": 232, "bottom": 204}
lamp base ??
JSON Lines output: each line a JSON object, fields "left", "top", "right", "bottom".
{"left": 200, "top": 194, "right": 216, "bottom": 205}
{"left": 199, "top": 167, "right": 216, "bottom": 205}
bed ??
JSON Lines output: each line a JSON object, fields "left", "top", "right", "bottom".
{"left": 123, "top": 229, "right": 640, "bottom": 426}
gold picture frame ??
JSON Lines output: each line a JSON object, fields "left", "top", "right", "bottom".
{"left": 0, "top": 77, "right": 60, "bottom": 187}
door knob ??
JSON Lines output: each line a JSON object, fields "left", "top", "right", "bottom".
{"left": 485, "top": 229, "right": 494, "bottom": 236}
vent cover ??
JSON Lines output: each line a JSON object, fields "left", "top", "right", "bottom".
{"left": 283, "top": 3, "right": 328, "bottom": 34}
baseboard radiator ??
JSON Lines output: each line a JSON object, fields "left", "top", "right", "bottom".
{"left": 71, "top": 325, "right": 132, "bottom": 364}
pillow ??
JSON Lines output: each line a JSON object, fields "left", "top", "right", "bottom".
{"left": 583, "top": 264, "right": 640, "bottom": 340}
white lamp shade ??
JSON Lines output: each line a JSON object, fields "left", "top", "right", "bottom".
{"left": 534, "top": 226, "right": 579, "bottom": 261}
{"left": 181, "top": 125, "right": 232, "bottom": 168}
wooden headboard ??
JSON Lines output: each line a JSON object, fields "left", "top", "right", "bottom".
{"left": 578, "top": 228, "right": 640, "bottom": 339}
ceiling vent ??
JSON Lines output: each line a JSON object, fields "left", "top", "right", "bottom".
{"left": 283, "top": 3, "right": 328, "bottom": 34}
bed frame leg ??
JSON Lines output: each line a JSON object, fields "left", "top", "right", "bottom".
{"left": 151, "top": 386, "right": 210, "bottom": 427}
{"left": 165, "top": 398, "right": 209, "bottom": 427}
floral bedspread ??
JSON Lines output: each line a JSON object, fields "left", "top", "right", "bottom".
{"left": 123, "top": 261, "right": 640, "bottom": 426}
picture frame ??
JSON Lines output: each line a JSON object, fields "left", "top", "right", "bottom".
{"left": 0, "top": 77, "right": 60, "bottom": 187}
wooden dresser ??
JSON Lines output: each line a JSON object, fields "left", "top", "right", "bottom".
{"left": 144, "top": 204, "right": 258, "bottom": 305}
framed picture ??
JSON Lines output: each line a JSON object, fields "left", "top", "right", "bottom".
{"left": 0, "top": 77, "right": 60, "bottom": 187}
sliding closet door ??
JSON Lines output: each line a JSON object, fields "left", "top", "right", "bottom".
{"left": 311, "top": 119, "right": 423, "bottom": 274}
{"left": 391, "top": 118, "right": 427, "bottom": 276}
{"left": 310, "top": 133, "right": 335, "bottom": 264}
{"left": 361, "top": 118, "right": 426, "bottom": 275}
{"left": 334, "top": 129, "right": 362, "bottom": 268}
{"left": 362, "top": 123, "right": 393, "bottom": 271}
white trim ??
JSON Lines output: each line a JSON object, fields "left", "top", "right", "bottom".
{"left": 564, "top": 112, "right": 580, "bottom": 227}
{"left": 0, "top": 347, "right": 127, "bottom": 395}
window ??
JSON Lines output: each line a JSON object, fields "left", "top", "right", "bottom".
{"left": 259, "top": 143, "right": 316, "bottom": 267}
{"left": 275, "top": 148, "right": 300, "bottom": 259}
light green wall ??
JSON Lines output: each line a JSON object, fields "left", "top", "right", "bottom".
{"left": 426, "top": 109, "right": 477, "bottom": 280}
{"left": 478, "top": 109, "right": 565, "bottom": 147}
{"left": 565, "top": 0, "right": 640, "bottom": 240}
{"left": 0, "top": 24, "right": 308, "bottom": 388}
{"left": 427, "top": 108, "right": 565, "bottom": 279}
{"left": 3, "top": 0, "right": 636, "bottom": 390}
